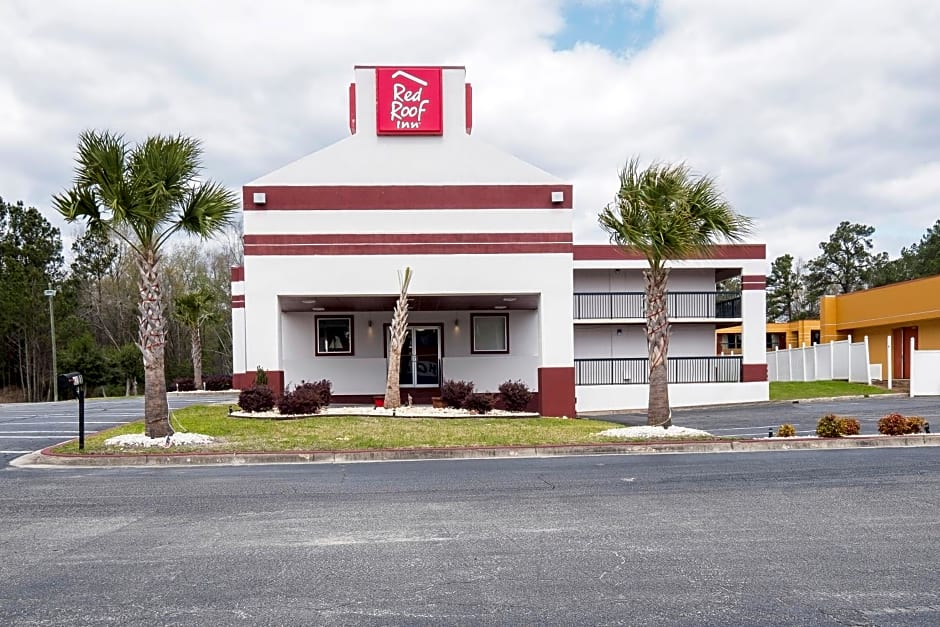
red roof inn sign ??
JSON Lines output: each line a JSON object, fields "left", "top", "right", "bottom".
{"left": 376, "top": 67, "right": 443, "bottom": 135}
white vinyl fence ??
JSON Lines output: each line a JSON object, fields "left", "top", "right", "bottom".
{"left": 767, "top": 336, "right": 872, "bottom": 384}
{"left": 910, "top": 341, "right": 940, "bottom": 397}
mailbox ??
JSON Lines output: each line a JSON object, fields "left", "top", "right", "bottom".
{"left": 61, "top": 372, "right": 83, "bottom": 387}
{"left": 57, "top": 372, "right": 86, "bottom": 450}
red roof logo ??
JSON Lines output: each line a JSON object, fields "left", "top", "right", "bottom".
{"left": 376, "top": 67, "right": 443, "bottom": 135}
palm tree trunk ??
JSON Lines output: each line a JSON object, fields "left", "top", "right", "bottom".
{"left": 191, "top": 326, "right": 203, "bottom": 390}
{"left": 137, "top": 249, "right": 171, "bottom": 438}
{"left": 645, "top": 267, "right": 671, "bottom": 427}
{"left": 384, "top": 268, "right": 413, "bottom": 409}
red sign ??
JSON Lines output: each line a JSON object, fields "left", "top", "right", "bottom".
{"left": 375, "top": 67, "right": 443, "bottom": 135}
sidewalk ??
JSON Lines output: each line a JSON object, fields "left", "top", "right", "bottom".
{"left": 12, "top": 433, "right": 940, "bottom": 468}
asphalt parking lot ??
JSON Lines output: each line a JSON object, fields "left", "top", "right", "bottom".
{"left": 585, "top": 394, "right": 939, "bottom": 438}
{"left": 0, "top": 393, "right": 238, "bottom": 467}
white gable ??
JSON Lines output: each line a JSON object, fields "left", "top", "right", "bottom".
{"left": 247, "top": 134, "right": 563, "bottom": 186}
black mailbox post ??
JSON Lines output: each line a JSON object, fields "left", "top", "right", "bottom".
{"left": 59, "top": 372, "right": 85, "bottom": 450}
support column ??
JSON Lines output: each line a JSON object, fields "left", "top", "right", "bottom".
{"left": 741, "top": 274, "right": 768, "bottom": 382}
{"left": 538, "top": 367, "right": 576, "bottom": 417}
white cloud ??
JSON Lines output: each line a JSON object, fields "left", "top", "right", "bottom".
{"left": 1, "top": 0, "right": 938, "bottom": 269}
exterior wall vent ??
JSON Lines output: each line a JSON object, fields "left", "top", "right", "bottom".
{"left": 551, "top": 191, "right": 564, "bottom": 203}
{"left": 253, "top": 192, "right": 267, "bottom": 205}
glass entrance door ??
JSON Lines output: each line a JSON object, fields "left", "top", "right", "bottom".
{"left": 398, "top": 327, "right": 441, "bottom": 387}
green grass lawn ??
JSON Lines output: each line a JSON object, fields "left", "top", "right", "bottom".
{"left": 769, "top": 380, "right": 893, "bottom": 401}
{"left": 52, "top": 405, "right": 706, "bottom": 455}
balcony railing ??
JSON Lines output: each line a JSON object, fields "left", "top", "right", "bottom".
{"left": 574, "top": 356, "right": 743, "bottom": 385}
{"left": 573, "top": 291, "right": 741, "bottom": 320}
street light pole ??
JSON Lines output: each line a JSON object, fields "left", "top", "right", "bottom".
{"left": 44, "top": 285, "right": 57, "bottom": 402}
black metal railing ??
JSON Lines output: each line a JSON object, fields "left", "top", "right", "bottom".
{"left": 574, "top": 356, "right": 743, "bottom": 385}
{"left": 573, "top": 292, "right": 741, "bottom": 320}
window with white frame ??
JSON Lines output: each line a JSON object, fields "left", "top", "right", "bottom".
{"left": 471, "top": 314, "right": 508, "bottom": 354}
{"left": 316, "top": 316, "right": 353, "bottom": 355}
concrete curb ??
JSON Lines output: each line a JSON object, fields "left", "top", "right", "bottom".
{"left": 11, "top": 434, "right": 940, "bottom": 468}
{"left": 577, "top": 393, "right": 910, "bottom": 417}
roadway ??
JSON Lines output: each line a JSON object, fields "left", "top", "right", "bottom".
{"left": 1, "top": 449, "right": 938, "bottom": 624}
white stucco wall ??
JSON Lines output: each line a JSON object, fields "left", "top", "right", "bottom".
{"left": 244, "top": 209, "right": 572, "bottom": 235}
{"left": 573, "top": 324, "right": 718, "bottom": 358}
{"left": 576, "top": 381, "right": 769, "bottom": 412}
{"left": 573, "top": 268, "right": 717, "bottom": 293}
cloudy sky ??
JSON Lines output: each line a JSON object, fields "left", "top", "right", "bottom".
{"left": 2, "top": 0, "right": 938, "bottom": 266}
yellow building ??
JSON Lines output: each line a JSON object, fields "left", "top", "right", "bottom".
{"left": 820, "top": 274, "right": 940, "bottom": 379}
{"left": 717, "top": 319, "right": 820, "bottom": 354}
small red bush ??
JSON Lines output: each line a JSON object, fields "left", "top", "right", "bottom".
{"left": 277, "top": 385, "right": 322, "bottom": 416}
{"left": 204, "top": 374, "right": 232, "bottom": 391}
{"left": 463, "top": 392, "right": 495, "bottom": 414}
{"left": 172, "top": 377, "right": 195, "bottom": 392}
{"left": 838, "top": 417, "right": 861, "bottom": 436}
{"left": 816, "top": 414, "right": 842, "bottom": 437}
{"left": 878, "top": 413, "right": 910, "bottom": 435}
{"left": 498, "top": 379, "right": 533, "bottom": 412}
{"left": 442, "top": 379, "right": 474, "bottom": 409}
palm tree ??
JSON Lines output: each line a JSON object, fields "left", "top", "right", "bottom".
{"left": 172, "top": 285, "right": 220, "bottom": 390}
{"left": 384, "top": 267, "right": 413, "bottom": 409}
{"left": 599, "top": 158, "right": 753, "bottom": 427}
{"left": 53, "top": 130, "right": 238, "bottom": 437}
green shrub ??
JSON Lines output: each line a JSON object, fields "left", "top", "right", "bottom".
{"left": 238, "top": 385, "right": 275, "bottom": 413}
{"left": 837, "top": 417, "right": 861, "bottom": 436}
{"left": 816, "top": 414, "right": 842, "bottom": 438}
{"left": 442, "top": 379, "right": 474, "bottom": 409}
{"left": 777, "top": 423, "right": 797, "bottom": 437}
{"left": 878, "top": 413, "right": 910, "bottom": 435}
{"left": 463, "top": 392, "right": 495, "bottom": 414}
{"left": 254, "top": 366, "right": 268, "bottom": 386}
{"left": 498, "top": 379, "right": 533, "bottom": 412}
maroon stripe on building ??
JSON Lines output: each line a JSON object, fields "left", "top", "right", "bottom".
{"left": 245, "top": 242, "right": 574, "bottom": 256}
{"left": 741, "top": 275, "right": 766, "bottom": 290}
{"left": 232, "top": 295, "right": 245, "bottom": 308}
{"left": 573, "top": 244, "right": 766, "bottom": 260}
{"left": 244, "top": 232, "right": 572, "bottom": 245}
{"left": 348, "top": 83, "right": 356, "bottom": 134}
{"left": 231, "top": 266, "right": 244, "bottom": 282}
{"left": 465, "top": 83, "right": 473, "bottom": 134}
{"left": 242, "top": 185, "right": 574, "bottom": 210}
{"left": 742, "top": 364, "right": 768, "bottom": 382}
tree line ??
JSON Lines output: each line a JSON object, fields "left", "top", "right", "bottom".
{"left": 1, "top": 195, "right": 240, "bottom": 403}
{"left": 766, "top": 220, "right": 940, "bottom": 322}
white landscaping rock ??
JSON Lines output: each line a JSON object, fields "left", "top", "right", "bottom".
{"left": 104, "top": 433, "right": 215, "bottom": 448}
{"left": 598, "top": 426, "right": 714, "bottom": 439}
{"left": 231, "top": 405, "right": 539, "bottom": 419}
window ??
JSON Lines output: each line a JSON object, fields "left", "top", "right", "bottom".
{"left": 471, "top": 314, "right": 508, "bottom": 354}
{"left": 724, "top": 333, "right": 742, "bottom": 350}
{"left": 316, "top": 316, "right": 353, "bottom": 355}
